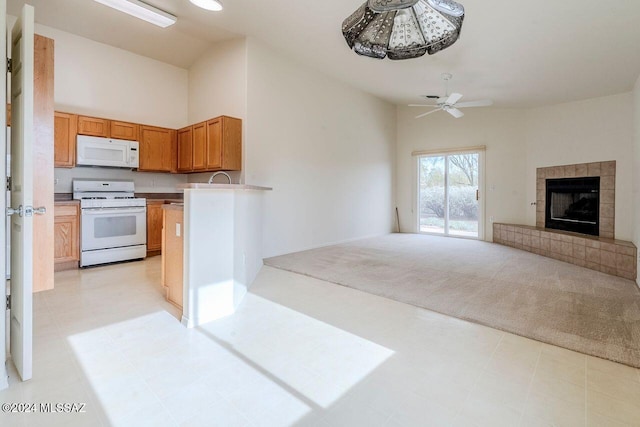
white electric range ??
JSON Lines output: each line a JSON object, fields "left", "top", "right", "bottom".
{"left": 73, "top": 180, "right": 147, "bottom": 267}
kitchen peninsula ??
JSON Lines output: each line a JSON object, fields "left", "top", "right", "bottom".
{"left": 166, "top": 183, "right": 272, "bottom": 328}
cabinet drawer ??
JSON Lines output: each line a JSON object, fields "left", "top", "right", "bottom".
{"left": 55, "top": 204, "right": 79, "bottom": 217}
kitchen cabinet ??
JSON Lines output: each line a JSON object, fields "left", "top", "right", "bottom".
{"left": 206, "top": 116, "right": 242, "bottom": 171}
{"left": 162, "top": 205, "right": 183, "bottom": 309}
{"left": 139, "top": 125, "right": 176, "bottom": 172}
{"left": 54, "top": 112, "right": 77, "bottom": 168}
{"left": 192, "top": 121, "right": 207, "bottom": 171}
{"left": 176, "top": 117, "right": 241, "bottom": 173}
{"left": 54, "top": 202, "right": 80, "bottom": 271}
{"left": 110, "top": 120, "right": 139, "bottom": 141}
{"left": 177, "top": 126, "right": 193, "bottom": 172}
{"left": 146, "top": 201, "right": 164, "bottom": 254}
{"left": 77, "top": 115, "right": 109, "bottom": 137}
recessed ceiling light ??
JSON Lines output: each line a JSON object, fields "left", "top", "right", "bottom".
{"left": 94, "top": 0, "right": 177, "bottom": 28}
{"left": 189, "top": 0, "right": 223, "bottom": 12}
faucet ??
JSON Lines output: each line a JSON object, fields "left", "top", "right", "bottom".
{"left": 208, "top": 171, "right": 232, "bottom": 185}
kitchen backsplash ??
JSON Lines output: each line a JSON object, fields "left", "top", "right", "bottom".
{"left": 54, "top": 167, "right": 189, "bottom": 193}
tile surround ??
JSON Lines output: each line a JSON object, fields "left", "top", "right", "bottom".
{"left": 536, "top": 161, "right": 616, "bottom": 239}
{"left": 493, "top": 223, "right": 637, "bottom": 280}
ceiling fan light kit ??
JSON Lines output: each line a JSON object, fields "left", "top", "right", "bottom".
{"left": 189, "top": 0, "right": 224, "bottom": 12}
{"left": 342, "top": 0, "right": 465, "bottom": 60}
{"left": 93, "top": 0, "right": 177, "bottom": 28}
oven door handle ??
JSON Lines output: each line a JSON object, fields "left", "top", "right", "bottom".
{"left": 82, "top": 207, "right": 146, "bottom": 215}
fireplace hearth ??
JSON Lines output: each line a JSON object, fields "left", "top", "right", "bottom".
{"left": 546, "top": 177, "right": 600, "bottom": 236}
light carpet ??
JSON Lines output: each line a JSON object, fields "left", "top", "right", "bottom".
{"left": 265, "top": 233, "right": 640, "bottom": 368}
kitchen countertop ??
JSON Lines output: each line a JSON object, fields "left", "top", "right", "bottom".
{"left": 178, "top": 184, "right": 272, "bottom": 191}
{"left": 54, "top": 200, "right": 79, "bottom": 205}
{"left": 147, "top": 199, "right": 184, "bottom": 204}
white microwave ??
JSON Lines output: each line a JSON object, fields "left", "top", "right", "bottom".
{"left": 76, "top": 135, "right": 139, "bottom": 169}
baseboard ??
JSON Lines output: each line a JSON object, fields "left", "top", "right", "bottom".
{"left": 146, "top": 250, "right": 161, "bottom": 258}
{"left": 266, "top": 231, "right": 394, "bottom": 259}
{"left": 54, "top": 260, "right": 79, "bottom": 272}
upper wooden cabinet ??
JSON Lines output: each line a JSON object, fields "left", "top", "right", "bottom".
{"left": 192, "top": 121, "right": 207, "bottom": 171}
{"left": 207, "top": 116, "right": 241, "bottom": 171}
{"left": 139, "top": 125, "right": 176, "bottom": 172}
{"left": 54, "top": 112, "right": 77, "bottom": 168}
{"left": 77, "top": 116, "right": 109, "bottom": 137}
{"left": 110, "top": 120, "right": 139, "bottom": 141}
{"left": 177, "top": 116, "right": 241, "bottom": 173}
{"left": 177, "top": 126, "right": 193, "bottom": 173}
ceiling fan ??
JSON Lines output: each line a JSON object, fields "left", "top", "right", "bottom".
{"left": 409, "top": 73, "right": 493, "bottom": 119}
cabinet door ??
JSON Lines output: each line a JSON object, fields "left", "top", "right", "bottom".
{"left": 54, "top": 112, "right": 77, "bottom": 168}
{"left": 177, "top": 126, "right": 193, "bottom": 172}
{"left": 139, "top": 125, "right": 175, "bottom": 172}
{"left": 220, "top": 116, "right": 242, "bottom": 171}
{"left": 147, "top": 203, "right": 164, "bottom": 252}
{"left": 206, "top": 118, "right": 222, "bottom": 170}
{"left": 54, "top": 205, "right": 79, "bottom": 264}
{"left": 110, "top": 120, "right": 139, "bottom": 141}
{"left": 77, "top": 115, "right": 109, "bottom": 137}
{"left": 192, "top": 121, "right": 207, "bottom": 171}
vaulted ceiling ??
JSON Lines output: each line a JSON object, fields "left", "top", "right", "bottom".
{"left": 8, "top": 0, "right": 640, "bottom": 107}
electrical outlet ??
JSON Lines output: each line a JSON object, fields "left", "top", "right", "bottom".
{"left": 54, "top": 178, "right": 59, "bottom": 185}
{"left": 490, "top": 216, "right": 495, "bottom": 223}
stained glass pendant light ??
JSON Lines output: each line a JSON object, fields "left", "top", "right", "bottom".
{"left": 342, "top": 0, "right": 465, "bottom": 60}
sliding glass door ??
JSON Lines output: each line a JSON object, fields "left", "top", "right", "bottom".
{"left": 418, "top": 151, "right": 482, "bottom": 239}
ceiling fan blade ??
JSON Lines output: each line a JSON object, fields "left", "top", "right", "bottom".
{"left": 408, "top": 104, "right": 438, "bottom": 107}
{"left": 447, "top": 108, "right": 464, "bottom": 119}
{"left": 455, "top": 99, "right": 494, "bottom": 108}
{"left": 415, "top": 109, "right": 441, "bottom": 119}
{"left": 446, "top": 93, "right": 463, "bottom": 105}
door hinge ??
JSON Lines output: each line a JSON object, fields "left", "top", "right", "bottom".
{"left": 5, "top": 296, "right": 9, "bottom": 310}
{"left": 6, "top": 176, "right": 11, "bottom": 191}
{"left": 6, "top": 58, "right": 11, "bottom": 73}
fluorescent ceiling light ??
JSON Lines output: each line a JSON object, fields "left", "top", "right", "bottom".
{"left": 94, "top": 0, "right": 177, "bottom": 28}
{"left": 189, "top": 0, "right": 223, "bottom": 12}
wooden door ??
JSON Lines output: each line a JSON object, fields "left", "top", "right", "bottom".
{"left": 33, "top": 34, "right": 55, "bottom": 293}
{"left": 206, "top": 118, "right": 222, "bottom": 169}
{"left": 146, "top": 203, "right": 163, "bottom": 252}
{"left": 110, "top": 120, "right": 138, "bottom": 141}
{"left": 177, "top": 126, "right": 192, "bottom": 172}
{"left": 139, "top": 125, "right": 175, "bottom": 172}
{"left": 54, "top": 204, "right": 79, "bottom": 263}
{"left": 77, "top": 115, "right": 109, "bottom": 137}
{"left": 192, "top": 121, "right": 206, "bottom": 171}
{"left": 54, "top": 112, "right": 77, "bottom": 167}
{"left": 9, "top": 3, "right": 36, "bottom": 382}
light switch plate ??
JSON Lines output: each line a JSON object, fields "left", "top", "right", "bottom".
{"left": 176, "top": 223, "right": 181, "bottom": 237}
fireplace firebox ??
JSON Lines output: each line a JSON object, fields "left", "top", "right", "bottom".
{"left": 545, "top": 177, "right": 600, "bottom": 236}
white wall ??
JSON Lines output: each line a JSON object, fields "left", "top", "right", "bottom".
{"left": 633, "top": 76, "right": 640, "bottom": 285}
{"left": 33, "top": 23, "right": 190, "bottom": 193}
{"left": 35, "top": 24, "right": 189, "bottom": 128}
{"left": 187, "top": 38, "right": 248, "bottom": 185}
{"left": 396, "top": 107, "right": 528, "bottom": 239}
{"left": 525, "top": 93, "right": 635, "bottom": 240}
{"left": 245, "top": 38, "right": 396, "bottom": 258}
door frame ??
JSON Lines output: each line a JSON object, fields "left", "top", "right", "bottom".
{"left": 0, "top": 0, "right": 7, "bottom": 391}
{"left": 415, "top": 148, "right": 486, "bottom": 241}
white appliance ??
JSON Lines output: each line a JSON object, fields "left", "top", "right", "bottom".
{"left": 76, "top": 135, "right": 139, "bottom": 169}
{"left": 73, "top": 180, "right": 147, "bottom": 267}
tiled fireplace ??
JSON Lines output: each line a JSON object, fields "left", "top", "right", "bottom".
{"left": 493, "top": 161, "right": 637, "bottom": 280}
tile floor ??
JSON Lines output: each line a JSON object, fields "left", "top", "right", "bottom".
{"left": 1, "top": 257, "right": 640, "bottom": 426}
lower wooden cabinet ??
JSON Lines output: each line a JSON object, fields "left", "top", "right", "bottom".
{"left": 162, "top": 206, "right": 184, "bottom": 309}
{"left": 146, "top": 201, "right": 164, "bottom": 254}
{"left": 54, "top": 202, "right": 80, "bottom": 271}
